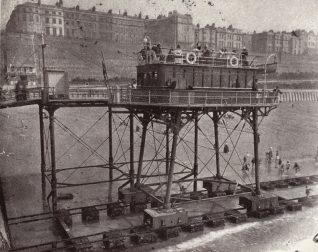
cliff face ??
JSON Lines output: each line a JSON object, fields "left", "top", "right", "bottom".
{"left": 2, "top": 32, "right": 140, "bottom": 81}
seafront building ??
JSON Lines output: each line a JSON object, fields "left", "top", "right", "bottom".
{"left": 4, "top": 1, "right": 318, "bottom": 55}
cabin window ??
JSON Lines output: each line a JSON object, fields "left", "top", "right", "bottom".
{"left": 152, "top": 72, "right": 158, "bottom": 80}
{"left": 220, "top": 69, "right": 230, "bottom": 88}
{"left": 172, "top": 68, "right": 176, "bottom": 78}
{"left": 178, "top": 217, "right": 182, "bottom": 224}
{"left": 229, "top": 70, "right": 238, "bottom": 88}
{"left": 161, "top": 219, "right": 166, "bottom": 226}
{"left": 246, "top": 71, "right": 254, "bottom": 88}
{"left": 193, "top": 69, "right": 202, "bottom": 87}
{"left": 137, "top": 72, "right": 144, "bottom": 86}
{"left": 183, "top": 69, "right": 186, "bottom": 78}
{"left": 212, "top": 68, "right": 220, "bottom": 88}
{"left": 237, "top": 70, "right": 245, "bottom": 88}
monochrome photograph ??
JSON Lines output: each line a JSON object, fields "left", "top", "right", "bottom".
{"left": 0, "top": 0, "right": 318, "bottom": 251}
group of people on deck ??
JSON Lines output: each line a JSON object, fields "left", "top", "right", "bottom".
{"left": 139, "top": 37, "right": 249, "bottom": 65}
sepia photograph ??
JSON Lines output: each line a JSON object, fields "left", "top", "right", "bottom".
{"left": 0, "top": 0, "right": 318, "bottom": 251}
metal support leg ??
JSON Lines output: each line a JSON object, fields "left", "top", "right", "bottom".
{"left": 165, "top": 124, "right": 170, "bottom": 175}
{"left": 164, "top": 112, "right": 181, "bottom": 209}
{"left": 253, "top": 108, "right": 261, "bottom": 195}
{"left": 108, "top": 106, "right": 113, "bottom": 182}
{"left": 49, "top": 109, "right": 57, "bottom": 213}
{"left": 39, "top": 105, "right": 46, "bottom": 205}
{"left": 129, "top": 111, "right": 134, "bottom": 189}
{"left": 213, "top": 111, "right": 221, "bottom": 178}
{"left": 136, "top": 114, "right": 149, "bottom": 186}
{"left": 193, "top": 111, "right": 198, "bottom": 192}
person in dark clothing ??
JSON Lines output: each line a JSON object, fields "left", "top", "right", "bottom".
{"left": 273, "top": 86, "right": 282, "bottom": 94}
{"left": 241, "top": 47, "right": 249, "bottom": 66}
{"left": 166, "top": 48, "right": 175, "bottom": 62}
{"left": 202, "top": 45, "right": 211, "bottom": 57}
{"left": 223, "top": 144, "right": 229, "bottom": 153}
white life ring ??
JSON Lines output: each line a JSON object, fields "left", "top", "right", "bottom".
{"left": 186, "top": 52, "right": 197, "bottom": 64}
{"left": 229, "top": 56, "right": 239, "bottom": 67}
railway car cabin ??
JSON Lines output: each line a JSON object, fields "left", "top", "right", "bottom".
{"left": 136, "top": 50, "right": 259, "bottom": 91}
{"left": 144, "top": 208, "right": 188, "bottom": 230}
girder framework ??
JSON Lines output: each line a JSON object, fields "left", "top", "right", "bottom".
{"left": 2, "top": 100, "right": 276, "bottom": 251}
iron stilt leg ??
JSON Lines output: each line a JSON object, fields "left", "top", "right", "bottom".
{"left": 39, "top": 105, "right": 46, "bottom": 205}
{"left": 164, "top": 112, "right": 181, "bottom": 209}
{"left": 108, "top": 107, "right": 113, "bottom": 182}
{"left": 136, "top": 114, "right": 149, "bottom": 186}
{"left": 213, "top": 111, "right": 221, "bottom": 178}
{"left": 165, "top": 124, "right": 170, "bottom": 175}
{"left": 193, "top": 111, "right": 198, "bottom": 192}
{"left": 49, "top": 109, "right": 57, "bottom": 213}
{"left": 253, "top": 108, "right": 261, "bottom": 195}
{"left": 129, "top": 111, "right": 134, "bottom": 189}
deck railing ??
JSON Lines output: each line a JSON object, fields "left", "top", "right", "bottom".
{"left": 8, "top": 86, "right": 317, "bottom": 107}
{"left": 113, "top": 88, "right": 278, "bottom": 107}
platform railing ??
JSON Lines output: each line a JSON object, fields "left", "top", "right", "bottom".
{"left": 138, "top": 51, "right": 250, "bottom": 68}
{"left": 114, "top": 89, "right": 279, "bottom": 107}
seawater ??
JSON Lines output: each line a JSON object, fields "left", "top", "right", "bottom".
{"left": 154, "top": 205, "right": 318, "bottom": 252}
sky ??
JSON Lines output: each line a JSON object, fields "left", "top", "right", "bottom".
{"left": 1, "top": 0, "right": 318, "bottom": 33}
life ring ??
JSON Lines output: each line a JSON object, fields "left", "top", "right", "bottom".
{"left": 186, "top": 52, "right": 197, "bottom": 64}
{"left": 229, "top": 56, "right": 239, "bottom": 67}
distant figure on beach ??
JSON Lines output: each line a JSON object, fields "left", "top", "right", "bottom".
{"left": 293, "top": 162, "right": 300, "bottom": 173}
{"left": 242, "top": 155, "right": 249, "bottom": 171}
{"left": 286, "top": 160, "right": 290, "bottom": 171}
{"left": 315, "top": 146, "right": 318, "bottom": 162}
{"left": 275, "top": 150, "right": 280, "bottom": 168}
{"left": 305, "top": 186, "right": 312, "bottom": 198}
{"left": 279, "top": 162, "right": 285, "bottom": 177}
{"left": 223, "top": 144, "right": 229, "bottom": 153}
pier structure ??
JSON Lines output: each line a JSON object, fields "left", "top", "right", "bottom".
{"left": 2, "top": 49, "right": 318, "bottom": 251}
{"left": 0, "top": 81, "right": 283, "bottom": 250}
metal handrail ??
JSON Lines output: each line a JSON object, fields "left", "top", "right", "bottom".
{"left": 114, "top": 88, "right": 278, "bottom": 106}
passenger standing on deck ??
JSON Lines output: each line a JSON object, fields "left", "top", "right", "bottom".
{"left": 166, "top": 48, "right": 175, "bottom": 63}
{"left": 286, "top": 160, "right": 290, "bottom": 171}
{"left": 241, "top": 47, "right": 249, "bottom": 66}
{"left": 174, "top": 44, "right": 183, "bottom": 64}
{"left": 202, "top": 45, "right": 211, "bottom": 57}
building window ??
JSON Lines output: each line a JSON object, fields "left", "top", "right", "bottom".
{"left": 161, "top": 220, "right": 165, "bottom": 226}
{"left": 23, "top": 14, "right": 27, "bottom": 21}
{"left": 58, "top": 12, "right": 62, "bottom": 15}
{"left": 53, "top": 11, "right": 56, "bottom": 15}
{"left": 59, "top": 28, "right": 63, "bottom": 36}
{"left": 53, "top": 18, "right": 56, "bottom": 24}
{"left": 45, "top": 11, "right": 49, "bottom": 14}
{"left": 46, "top": 17, "right": 50, "bottom": 23}
{"left": 46, "top": 27, "right": 50, "bottom": 35}
{"left": 59, "top": 19, "right": 62, "bottom": 24}
{"left": 53, "top": 28, "right": 57, "bottom": 36}
{"left": 36, "top": 15, "right": 39, "bottom": 22}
